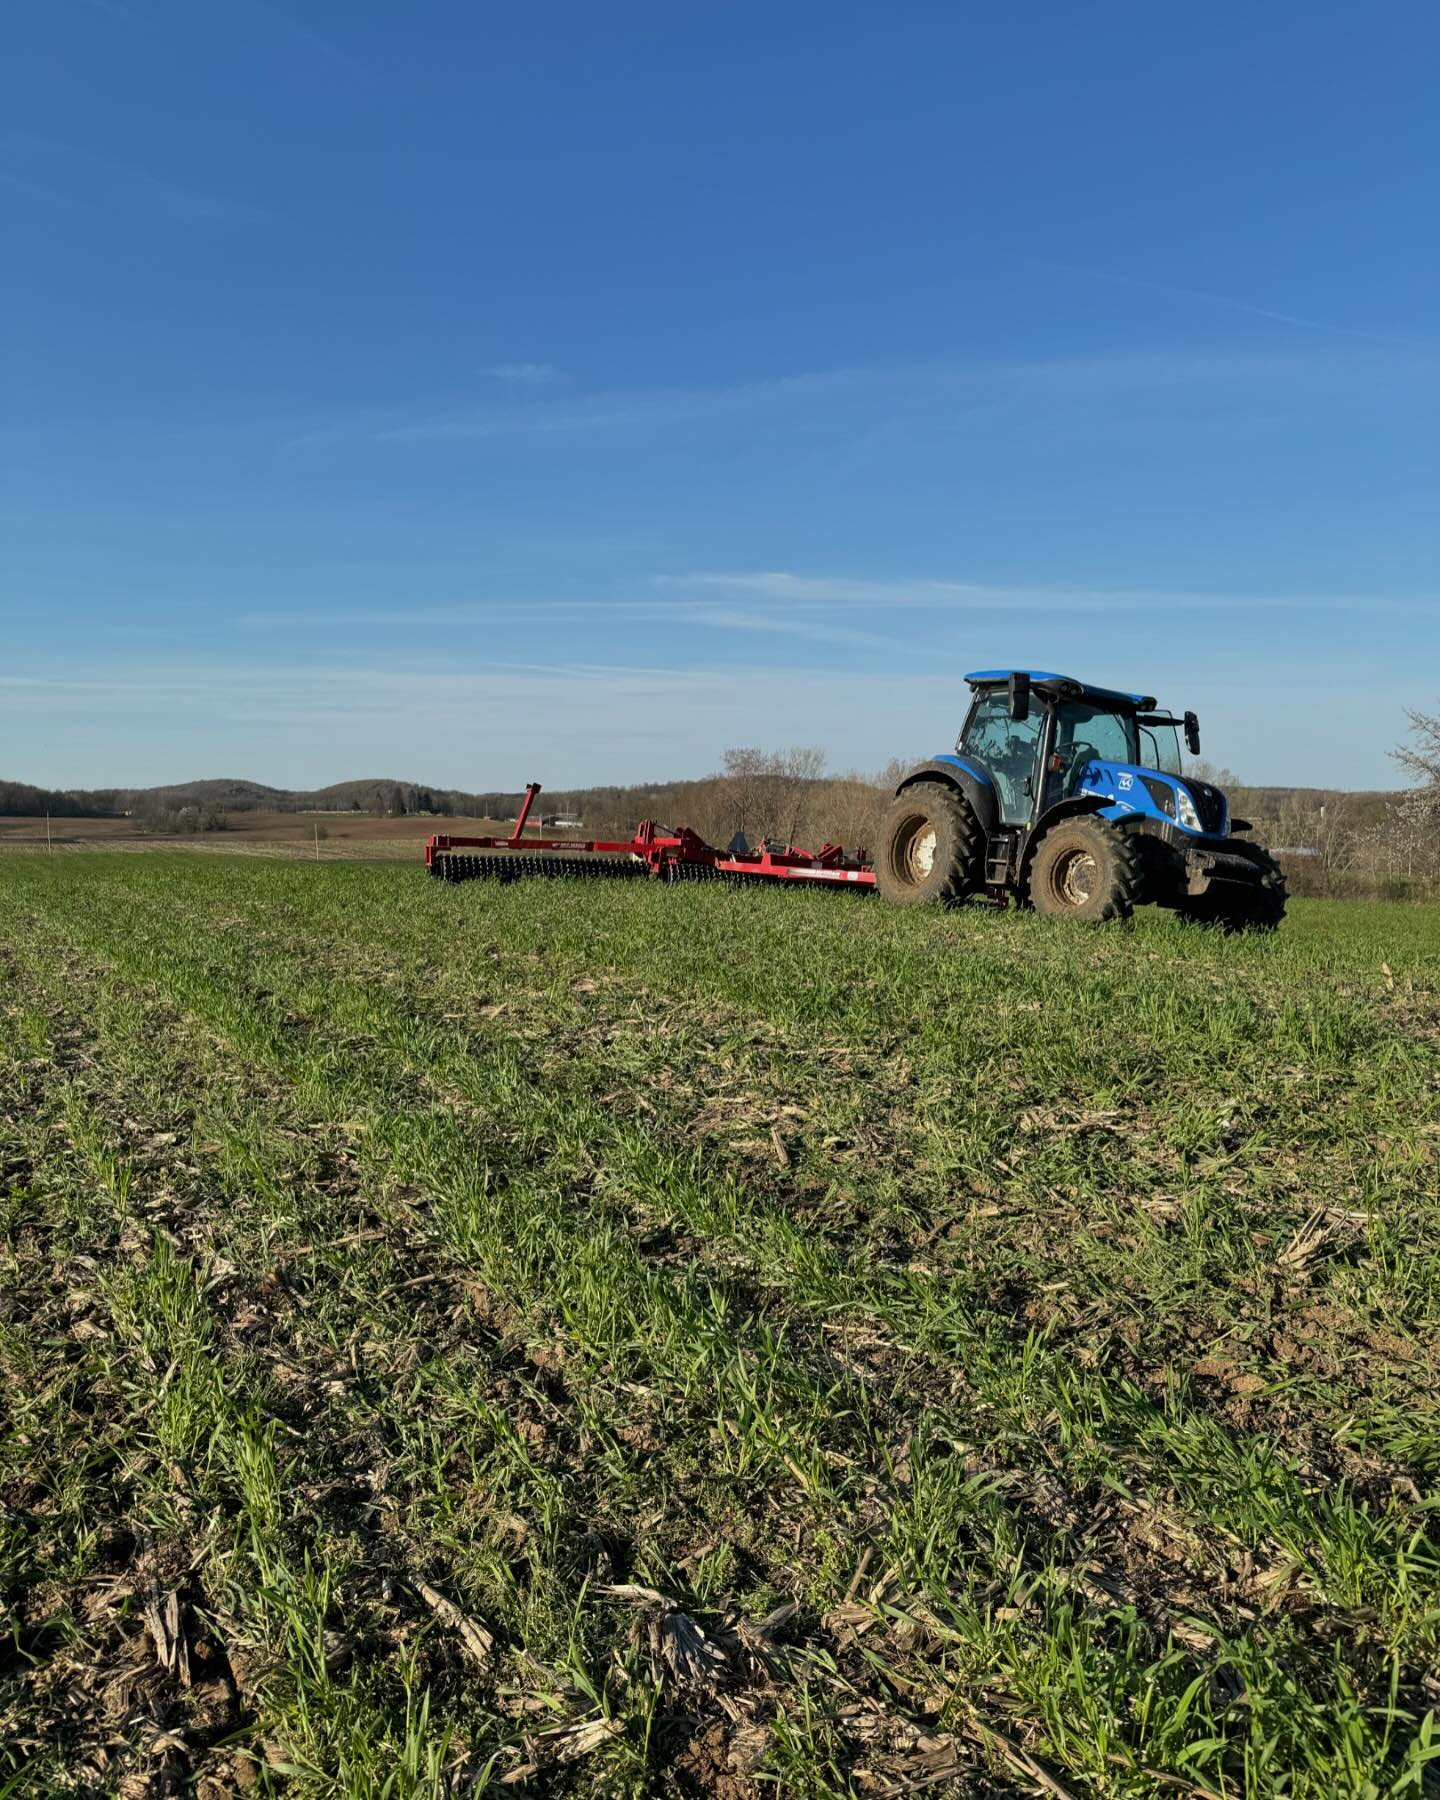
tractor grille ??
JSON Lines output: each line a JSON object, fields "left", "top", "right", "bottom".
{"left": 1179, "top": 778, "right": 1227, "bottom": 835}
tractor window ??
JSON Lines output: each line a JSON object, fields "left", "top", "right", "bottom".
{"left": 1049, "top": 702, "right": 1137, "bottom": 803}
{"left": 960, "top": 691, "right": 1046, "bottom": 824}
{"left": 1137, "top": 720, "right": 1183, "bottom": 775}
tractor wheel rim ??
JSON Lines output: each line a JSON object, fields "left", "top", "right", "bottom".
{"left": 1054, "top": 848, "right": 1098, "bottom": 905}
{"left": 907, "top": 824, "right": 937, "bottom": 880}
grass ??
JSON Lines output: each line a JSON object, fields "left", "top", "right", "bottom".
{"left": 1, "top": 853, "right": 1437, "bottom": 1798}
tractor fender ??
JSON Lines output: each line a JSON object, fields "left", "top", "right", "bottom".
{"left": 1017, "top": 794, "right": 1115, "bottom": 886}
{"left": 896, "top": 758, "right": 998, "bottom": 838}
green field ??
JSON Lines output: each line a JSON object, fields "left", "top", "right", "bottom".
{"left": 2, "top": 856, "right": 1438, "bottom": 1798}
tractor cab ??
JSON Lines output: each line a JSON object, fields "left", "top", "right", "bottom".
{"left": 875, "top": 668, "right": 1286, "bottom": 929}
{"left": 957, "top": 670, "right": 1195, "bottom": 830}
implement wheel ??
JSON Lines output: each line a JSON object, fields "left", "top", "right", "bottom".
{"left": 1029, "top": 816, "right": 1140, "bottom": 924}
{"left": 876, "top": 782, "right": 981, "bottom": 906}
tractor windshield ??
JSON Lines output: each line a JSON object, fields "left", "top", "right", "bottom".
{"left": 1044, "top": 700, "right": 1136, "bottom": 808}
{"left": 1136, "top": 717, "right": 1183, "bottom": 775}
{"left": 1050, "top": 701, "right": 1179, "bottom": 778}
{"left": 1052, "top": 701, "right": 1135, "bottom": 771}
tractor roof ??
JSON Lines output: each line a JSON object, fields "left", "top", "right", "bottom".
{"left": 964, "top": 670, "right": 1156, "bottom": 710}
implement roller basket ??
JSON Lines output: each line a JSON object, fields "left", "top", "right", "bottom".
{"left": 426, "top": 783, "right": 876, "bottom": 892}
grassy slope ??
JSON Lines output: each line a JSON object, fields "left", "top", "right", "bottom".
{"left": 1, "top": 855, "right": 1437, "bottom": 1798}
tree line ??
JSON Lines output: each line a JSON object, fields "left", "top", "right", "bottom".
{"left": 0, "top": 779, "right": 505, "bottom": 820}
{"left": 1228, "top": 705, "right": 1439, "bottom": 901}
{"left": 0, "top": 781, "right": 120, "bottom": 818}
{"left": 4, "top": 706, "right": 1436, "bottom": 899}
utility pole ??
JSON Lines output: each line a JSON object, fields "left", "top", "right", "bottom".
{"left": 46, "top": 812, "right": 52, "bottom": 854}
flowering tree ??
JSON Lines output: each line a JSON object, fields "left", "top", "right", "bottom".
{"left": 1381, "top": 710, "right": 1440, "bottom": 890}
{"left": 1393, "top": 707, "right": 1440, "bottom": 790}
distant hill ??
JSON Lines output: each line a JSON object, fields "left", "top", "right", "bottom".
{"left": 0, "top": 771, "right": 1404, "bottom": 829}
{"left": 0, "top": 776, "right": 514, "bottom": 820}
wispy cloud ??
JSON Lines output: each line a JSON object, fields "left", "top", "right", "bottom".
{"left": 679, "top": 606, "right": 900, "bottom": 652}
{"left": 230, "top": 575, "right": 1430, "bottom": 654}
{"left": 236, "top": 601, "right": 622, "bottom": 628}
{"left": 0, "top": 655, "right": 959, "bottom": 785}
{"left": 1030, "top": 256, "right": 1407, "bottom": 346}
{"left": 659, "top": 570, "right": 1428, "bottom": 614}
{"left": 276, "top": 339, "right": 1434, "bottom": 458}
{"left": 233, "top": 591, "right": 985, "bottom": 634}
{"left": 662, "top": 571, "right": 1014, "bottom": 609}
{"left": 4, "top": 641, "right": 1416, "bottom": 791}
{"left": 366, "top": 366, "right": 883, "bottom": 445}
{"left": 235, "top": 597, "right": 909, "bottom": 654}
{"left": 478, "top": 362, "right": 565, "bottom": 385}
{"left": 269, "top": 360, "right": 970, "bottom": 453}
{"left": 0, "top": 132, "right": 271, "bottom": 225}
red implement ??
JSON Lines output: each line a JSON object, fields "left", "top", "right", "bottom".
{"left": 426, "top": 782, "right": 876, "bottom": 890}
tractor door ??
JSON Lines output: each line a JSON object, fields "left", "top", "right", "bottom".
{"left": 1044, "top": 702, "right": 1138, "bottom": 810}
{"left": 960, "top": 690, "right": 1048, "bottom": 825}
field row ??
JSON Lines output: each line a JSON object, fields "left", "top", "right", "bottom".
{"left": 2, "top": 856, "right": 1438, "bottom": 1796}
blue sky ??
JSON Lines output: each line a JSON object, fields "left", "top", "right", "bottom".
{"left": 2, "top": 0, "right": 1436, "bottom": 792}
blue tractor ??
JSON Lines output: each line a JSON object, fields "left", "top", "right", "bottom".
{"left": 877, "top": 670, "right": 1287, "bottom": 929}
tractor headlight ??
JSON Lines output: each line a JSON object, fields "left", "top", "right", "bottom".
{"left": 1174, "top": 784, "right": 1203, "bottom": 831}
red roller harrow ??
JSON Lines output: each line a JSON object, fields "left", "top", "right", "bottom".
{"left": 426, "top": 783, "right": 876, "bottom": 891}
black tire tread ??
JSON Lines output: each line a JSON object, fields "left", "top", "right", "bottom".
{"left": 1179, "top": 841, "right": 1288, "bottom": 932}
{"left": 876, "top": 782, "right": 983, "bottom": 906}
{"left": 1028, "top": 816, "right": 1142, "bottom": 923}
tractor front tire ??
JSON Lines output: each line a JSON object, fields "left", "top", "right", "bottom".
{"left": 876, "top": 782, "right": 982, "bottom": 906}
{"left": 1179, "top": 842, "right": 1288, "bottom": 933}
{"left": 1028, "top": 816, "right": 1140, "bottom": 924}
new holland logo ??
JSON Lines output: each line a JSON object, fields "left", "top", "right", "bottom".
{"left": 1117, "top": 771, "right": 1134, "bottom": 790}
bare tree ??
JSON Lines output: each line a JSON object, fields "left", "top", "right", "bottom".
{"left": 1365, "top": 789, "right": 1438, "bottom": 889}
{"left": 1309, "top": 802, "right": 1359, "bottom": 896}
{"left": 720, "top": 748, "right": 771, "bottom": 844}
{"left": 1185, "top": 757, "right": 1242, "bottom": 792}
{"left": 1268, "top": 794, "right": 1359, "bottom": 897}
{"left": 770, "top": 746, "right": 826, "bottom": 845}
{"left": 1393, "top": 708, "right": 1440, "bottom": 789}
{"left": 818, "top": 769, "right": 891, "bottom": 855}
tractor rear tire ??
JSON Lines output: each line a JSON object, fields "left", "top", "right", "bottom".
{"left": 1179, "top": 842, "right": 1288, "bottom": 933}
{"left": 1028, "top": 816, "right": 1141, "bottom": 924}
{"left": 876, "top": 782, "right": 982, "bottom": 906}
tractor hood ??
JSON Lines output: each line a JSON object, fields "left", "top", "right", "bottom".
{"left": 1074, "top": 761, "right": 1229, "bottom": 838}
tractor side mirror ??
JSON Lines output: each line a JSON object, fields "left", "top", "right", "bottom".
{"left": 1008, "top": 673, "right": 1031, "bottom": 722}
{"left": 1184, "top": 711, "right": 1201, "bottom": 756}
